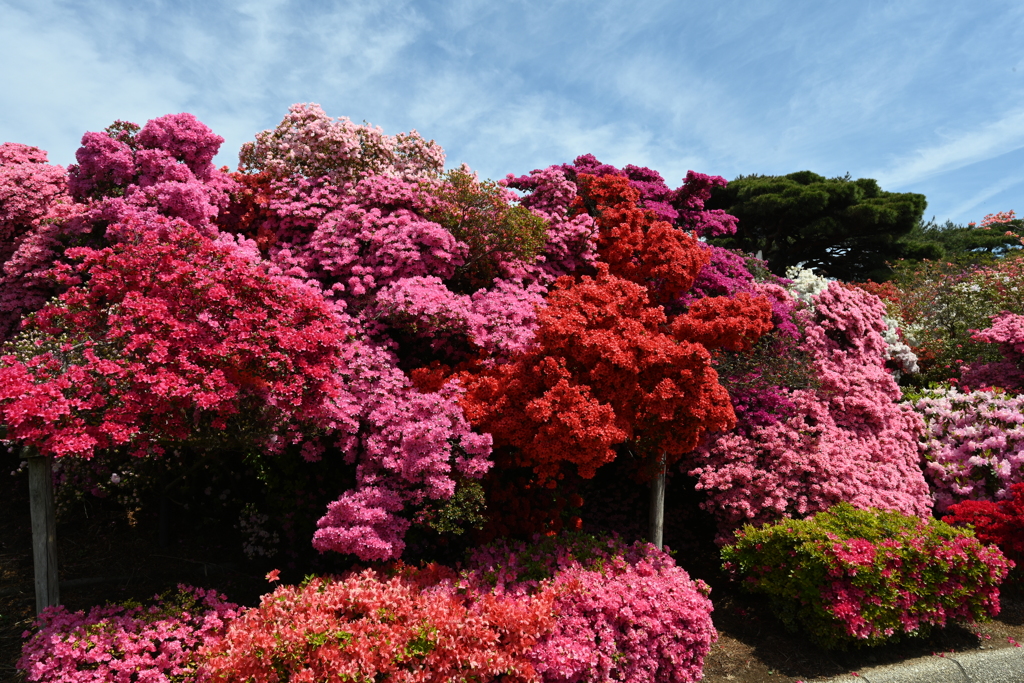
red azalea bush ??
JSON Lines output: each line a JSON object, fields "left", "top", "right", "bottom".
{"left": 944, "top": 482, "right": 1024, "bottom": 568}
{"left": 0, "top": 214, "right": 353, "bottom": 459}
{"left": 463, "top": 533, "right": 716, "bottom": 683}
{"left": 460, "top": 170, "right": 772, "bottom": 534}
{"left": 199, "top": 565, "right": 556, "bottom": 683}
{"left": 17, "top": 586, "right": 240, "bottom": 683}
{"left": 722, "top": 503, "right": 1012, "bottom": 649}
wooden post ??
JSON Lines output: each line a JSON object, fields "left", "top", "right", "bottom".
{"left": 648, "top": 453, "right": 666, "bottom": 550}
{"left": 27, "top": 448, "right": 59, "bottom": 613}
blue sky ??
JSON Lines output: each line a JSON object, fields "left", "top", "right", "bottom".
{"left": 3, "top": 0, "right": 1024, "bottom": 225}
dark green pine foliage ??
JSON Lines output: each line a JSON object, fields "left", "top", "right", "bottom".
{"left": 901, "top": 218, "right": 1024, "bottom": 267}
{"left": 705, "top": 171, "right": 929, "bottom": 282}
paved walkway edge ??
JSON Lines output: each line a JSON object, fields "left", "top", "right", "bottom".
{"left": 816, "top": 646, "right": 1024, "bottom": 682}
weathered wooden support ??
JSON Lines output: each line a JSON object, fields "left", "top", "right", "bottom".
{"left": 27, "top": 448, "right": 59, "bottom": 614}
{"left": 648, "top": 453, "right": 666, "bottom": 550}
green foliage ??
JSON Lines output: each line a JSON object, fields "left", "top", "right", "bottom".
{"left": 426, "top": 168, "right": 548, "bottom": 292}
{"left": 902, "top": 218, "right": 1023, "bottom": 267}
{"left": 706, "top": 171, "right": 927, "bottom": 282}
{"left": 887, "top": 255, "right": 1024, "bottom": 388}
{"left": 713, "top": 333, "right": 820, "bottom": 394}
{"left": 416, "top": 479, "right": 488, "bottom": 536}
{"left": 722, "top": 504, "right": 1011, "bottom": 650}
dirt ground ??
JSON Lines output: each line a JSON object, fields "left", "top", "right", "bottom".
{"left": 2, "top": 463, "right": 1023, "bottom": 683}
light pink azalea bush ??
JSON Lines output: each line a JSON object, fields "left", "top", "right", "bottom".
{"left": 463, "top": 533, "right": 717, "bottom": 683}
{"left": 689, "top": 282, "right": 932, "bottom": 540}
{"left": 913, "top": 385, "right": 1024, "bottom": 512}
{"left": 17, "top": 586, "right": 240, "bottom": 683}
{"left": 722, "top": 503, "right": 1012, "bottom": 649}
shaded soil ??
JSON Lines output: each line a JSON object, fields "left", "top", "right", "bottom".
{"left": 2, "top": 462, "right": 1023, "bottom": 683}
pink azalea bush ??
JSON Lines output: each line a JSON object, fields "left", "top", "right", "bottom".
{"left": 961, "top": 312, "right": 1024, "bottom": 393}
{"left": 463, "top": 533, "right": 717, "bottom": 683}
{"left": 913, "top": 385, "right": 1024, "bottom": 512}
{"left": 0, "top": 142, "right": 76, "bottom": 342}
{"left": 689, "top": 282, "right": 932, "bottom": 540}
{"left": 199, "top": 565, "right": 556, "bottom": 683}
{"left": 17, "top": 586, "right": 240, "bottom": 683}
{"left": 0, "top": 108, "right": 504, "bottom": 562}
{"left": 722, "top": 503, "right": 1012, "bottom": 649}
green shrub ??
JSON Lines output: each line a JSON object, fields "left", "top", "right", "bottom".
{"left": 721, "top": 503, "right": 1012, "bottom": 649}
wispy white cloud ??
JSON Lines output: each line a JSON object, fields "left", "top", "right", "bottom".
{"left": 872, "top": 109, "right": 1024, "bottom": 188}
{"left": 944, "top": 172, "right": 1024, "bottom": 221}
{"left": 5, "top": 0, "right": 1024, "bottom": 225}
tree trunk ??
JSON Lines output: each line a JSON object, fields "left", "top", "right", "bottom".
{"left": 27, "top": 448, "right": 59, "bottom": 614}
{"left": 648, "top": 453, "right": 666, "bottom": 550}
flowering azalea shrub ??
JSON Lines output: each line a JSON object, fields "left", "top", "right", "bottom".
{"left": 0, "top": 142, "right": 77, "bottom": 342}
{"left": 0, "top": 215, "right": 353, "bottom": 459}
{"left": 883, "top": 254, "right": 1024, "bottom": 386}
{"left": 460, "top": 170, "right": 772, "bottom": 537}
{"left": 200, "top": 565, "right": 556, "bottom": 683}
{"left": 722, "top": 503, "right": 1012, "bottom": 649}
{"left": 944, "top": 482, "right": 1024, "bottom": 569}
{"left": 0, "top": 107, "right": 505, "bottom": 562}
{"left": 463, "top": 533, "right": 717, "bottom": 683}
{"left": 17, "top": 586, "right": 240, "bottom": 683}
{"left": 912, "top": 385, "right": 1024, "bottom": 512}
{"left": 961, "top": 312, "right": 1024, "bottom": 393}
{"left": 690, "top": 282, "right": 932, "bottom": 540}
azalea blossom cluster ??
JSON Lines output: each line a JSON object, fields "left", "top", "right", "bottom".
{"left": 944, "top": 482, "right": 1024, "bottom": 568}
{"left": 0, "top": 142, "right": 78, "bottom": 341}
{"left": 722, "top": 504, "right": 1012, "bottom": 649}
{"left": 460, "top": 170, "right": 772, "bottom": 494}
{"left": 0, "top": 108, "right": 501, "bottom": 561}
{"left": 201, "top": 565, "right": 556, "bottom": 683}
{"left": 461, "top": 533, "right": 717, "bottom": 683}
{"left": 960, "top": 313, "right": 1024, "bottom": 393}
{"left": 884, "top": 256, "right": 1024, "bottom": 385}
{"left": 20, "top": 534, "right": 715, "bottom": 683}
{"left": 17, "top": 586, "right": 240, "bottom": 683}
{"left": 913, "top": 385, "right": 1024, "bottom": 512}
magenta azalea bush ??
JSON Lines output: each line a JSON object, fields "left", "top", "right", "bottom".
{"left": 463, "top": 533, "right": 717, "bottom": 683}
{"left": 913, "top": 384, "right": 1024, "bottom": 512}
{"left": 17, "top": 586, "right": 240, "bottom": 683}
{"left": 722, "top": 503, "right": 1012, "bottom": 649}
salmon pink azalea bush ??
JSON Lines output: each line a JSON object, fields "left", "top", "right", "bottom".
{"left": 722, "top": 503, "right": 1012, "bottom": 649}
{"left": 199, "top": 565, "right": 556, "bottom": 683}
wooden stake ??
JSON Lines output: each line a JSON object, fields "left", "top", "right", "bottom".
{"left": 27, "top": 448, "right": 59, "bottom": 613}
{"left": 649, "top": 453, "right": 666, "bottom": 550}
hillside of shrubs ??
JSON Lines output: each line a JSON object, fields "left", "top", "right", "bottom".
{"left": 2, "top": 104, "right": 1024, "bottom": 682}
